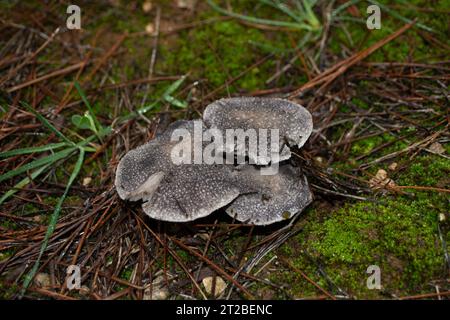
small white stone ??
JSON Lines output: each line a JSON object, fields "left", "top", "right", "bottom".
{"left": 143, "top": 286, "right": 169, "bottom": 300}
{"left": 202, "top": 276, "right": 227, "bottom": 297}
{"left": 313, "top": 156, "right": 325, "bottom": 166}
{"left": 177, "top": 0, "right": 196, "bottom": 10}
{"left": 145, "top": 23, "right": 155, "bottom": 35}
{"left": 142, "top": 1, "right": 153, "bottom": 13}
{"left": 82, "top": 177, "right": 92, "bottom": 186}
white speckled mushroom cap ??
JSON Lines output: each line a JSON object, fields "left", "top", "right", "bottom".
{"left": 203, "top": 97, "right": 313, "bottom": 165}
{"left": 115, "top": 97, "right": 314, "bottom": 225}
{"left": 226, "top": 164, "right": 313, "bottom": 225}
{"left": 115, "top": 120, "right": 243, "bottom": 222}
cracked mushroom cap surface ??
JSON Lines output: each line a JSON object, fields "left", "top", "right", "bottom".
{"left": 226, "top": 164, "right": 313, "bottom": 225}
{"left": 115, "top": 120, "right": 243, "bottom": 222}
{"left": 203, "top": 97, "right": 313, "bottom": 165}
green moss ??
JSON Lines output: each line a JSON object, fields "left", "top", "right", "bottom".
{"left": 0, "top": 248, "right": 15, "bottom": 262}
{"left": 280, "top": 148, "right": 449, "bottom": 298}
{"left": 23, "top": 203, "right": 40, "bottom": 213}
{"left": 351, "top": 136, "right": 383, "bottom": 155}
{"left": 42, "top": 195, "right": 82, "bottom": 208}
{"left": 120, "top": 266, "right": 133, "bottom": 281}
{"left": 280, "top": 195, "right": 447, "bottom": 298}
{"left": 89, "top": 5, "right": 148, "bottom": 34}
{"left": 160, "top": 19, "right": 289, "bottom": 92}
{"left": 0, "top": 281, "right": 18, "bottom": 299}
{"left": 329, "top": 0, "right": 447, "bottom": 62}
{"left": 0, "top": 219, "right": 19, "bottom": 231}
{"left": 396, "top": 155, "right": 450, "bottom": 187}
{"left": 176, "top": 249, "right": 192, "bottom": 263}
{"left": 351, "top": 97, "right": 370, "bottom": 110}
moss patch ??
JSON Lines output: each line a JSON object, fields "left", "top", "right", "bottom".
{"left": 160, "top": 18, "right": 290, "bottom": 92}
{"left": 275, "top": 194, "right": 447, "bottom": 298}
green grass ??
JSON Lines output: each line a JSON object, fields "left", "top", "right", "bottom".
{"left": 396, "top": 155, "right": 450, "bottom": 187}
{"left": 0, "top": 78, "right": 187, "bottom": 295}
{"left": 207, "top": 0, "right": 321, "bottom": 32}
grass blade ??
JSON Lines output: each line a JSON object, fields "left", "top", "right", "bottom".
{"left": 74, "top": 81, "right": 103, "bottom": 132}
{"left": 207, "top": 0, "right": 313, "bottom": 31}
{"left": 0, "top": 143, "right": 68, "bottom": 158}
{"left": 0, "top": 163, "right": 52, "bottom": 205}
{"left": 0, "top": 147, "right": 76, "bottom": 184}
{"left": 119, "top": 76, "right": 188, "bottom": 120}
{"left": 22, "top": 102, "right": 74, "bottom": 145}
{"left": 162, "top": 75, "right": 187, "bottom": 98}
{"left": 164, "top": 95, "right": 188, "bottom": 109}
{"left": 259, "top": 0, "right": 303, "bottom": 23}
{"left": 368, "top": 0, "right": 435, "bottom": 33}
{"left": 21, "top": 148, "right": 85, "bottom": 295}
{"left": 162, "top": 75, "right": 188, "bottom": 108}
{"left": 331, "top": 0, "right": 362, "bottom": 18}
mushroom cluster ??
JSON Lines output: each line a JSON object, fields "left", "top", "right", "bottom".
{"left": 115, "top": 97, "right": 314, "bottom": 225}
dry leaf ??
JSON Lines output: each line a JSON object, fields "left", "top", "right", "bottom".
{"left": 79, "top": 285, "right": 90, "bottom": 296}
{"left": 196, "top": 233, "right": 210, "bottom": 241}
{"left": 429, "top": 142, "right": 445, "bottom": 154}
{"left": 369, "top": 169, "right": 396, "bottom": 189}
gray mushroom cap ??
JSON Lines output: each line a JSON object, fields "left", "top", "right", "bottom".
{"left": 142, "top": 164, "right": 241, "bottom": 222}
{"left": 115, "top": 120, "right": 192, "bottom": 201}
{"left": 115, "top": 120, "right": 242, "bottom": 222}
{"left": 116, "top": 97, "right": 314, "bottom": 225}
{"left": 226, "top": 164, "right": 313, "bottom": 225}
{"left": 203, "top": 97, "right": 313, "bottom": 165}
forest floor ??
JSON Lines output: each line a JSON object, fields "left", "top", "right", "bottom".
{"left": 0, "top": 1, "right": 449, "bottom": 300}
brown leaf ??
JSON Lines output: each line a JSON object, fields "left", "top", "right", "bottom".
{"left": 369, "top": 169, "right": 396, "bottom": 189}
{"left": 429, "top": 142, "right": 445, "bottom": 154}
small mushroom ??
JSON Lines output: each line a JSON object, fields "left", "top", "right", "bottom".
{"left": 116, "top": 98, "right": 314, "bottom": 225}
{"left": 203, "top": 97, "right": 313, "bottom": 165}
{"left": 226, "top": 164, "right": 313, "bottom": 225}
{"left": 115, "top": 120, "right": 242, "bottom": 222}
